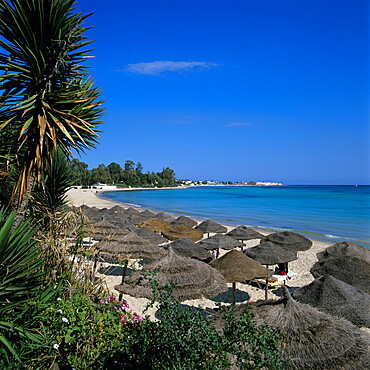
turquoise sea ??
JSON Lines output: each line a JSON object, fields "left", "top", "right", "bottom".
{"left": 100, "top": 186, "right": 370, "bottom": 248}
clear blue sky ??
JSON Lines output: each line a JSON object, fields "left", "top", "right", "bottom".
{"left": 75, "top": 0, "right": 369, "bottom": 185}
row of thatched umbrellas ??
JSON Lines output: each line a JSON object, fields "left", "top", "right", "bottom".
{"left": 82, "top": 206, "right": 277, "bottom": 302}
{"left": 82, "top": 205, "right": 370, "bottom": 302}
{"left": 77, "top": 204, "right": 370, "bottom": 369}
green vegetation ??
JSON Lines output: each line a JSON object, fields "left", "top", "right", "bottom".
{"left": 102, "top": 281, "right": 285, "bottom": 369}
{"left": 0, "top": 0, "right": 104, "bottom": 211}
{"left": 68, "top": 158, "right": 178, "bottom": 188}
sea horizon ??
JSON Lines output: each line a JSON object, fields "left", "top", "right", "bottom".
{"left": 100, "top": 185, "right": 370, "bottom": 248}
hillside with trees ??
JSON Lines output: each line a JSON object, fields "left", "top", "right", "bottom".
{"left": 68, "top": 159, "right": 178, "bottom": 188}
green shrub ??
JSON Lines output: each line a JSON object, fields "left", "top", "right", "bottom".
{"left": 97, "top": 282, "right": 286, "bottom": 369}
{"left": 38, "top": 294, "right": 144, "bottom": 369}
{"left": 0, "top": 210, "right": 57, "bottom": 365}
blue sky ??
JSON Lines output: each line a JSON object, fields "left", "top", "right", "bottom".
{"left": 75, "top": 0, "right": 369, "bottom": 185}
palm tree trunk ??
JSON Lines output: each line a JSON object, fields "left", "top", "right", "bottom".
{"left": 11, "top": 172, "right": 36, "bottom": 230}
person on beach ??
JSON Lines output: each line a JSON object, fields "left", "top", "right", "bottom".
{"left": 275, "top": 263, "right": 288, "bottom": 275}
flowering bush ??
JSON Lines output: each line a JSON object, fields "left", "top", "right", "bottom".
{"left": 97, "top": 282, "right": 286, "bottom": 369}
{"left": 99, "top": 295, "right": 144, "bottom": 327}
{"left": 40, "top": 293, "right": 145, "bottom": 368}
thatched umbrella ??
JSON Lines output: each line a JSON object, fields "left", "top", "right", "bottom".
{"left": 140, "top": 210, "right": 156, "bottom": 218}
{"left": 215, "top": 287, "right": 370, "bottom": 369}
{"left": 125, "top": 207, "right": 141, "bottom": 216}
{"left": 95, "top": 232, "right": 165, "bottom": 261}
{"left": 162, "top": 225, "right": 203, "bottom": 242}
{"left": 171, "top": 215, "right": 198, "bottom": 228}
{"left": 90, "top": 217, "right": 126, "bottom": 240}
{"left": 95, "top": 232, "right": 167, "bottom": 300}
{"left": 155, "top": 211, "right": 176, "bottom": 224}
{"left": 292, "top": 274, "right": 370, "bottom": 328}
{"left": 209, "top": 250, "right": 270, "bottom": 305}
{"left": 111, "top": 218, "right": 138, "bottom": 233}
{"left": 166, "top": 237, "right": 214, "bottom": 263}
{"left": 114, "top": 248, "right": 228, "bottom": 301}
{"left": 137, "top": 217, "right": 172, "bottom": 233}
{"left": 316, "top": 241, "right": 370, "bottom": 264}
{"left": 127, "top": 213, "right": 153, "bottom": 225}
{"left": 243, "top": 241, "right": 298, "bottom": 266}
{"left": 82, "top": 206, "right": 102, "bottom": 222}
{"left": 262, "top": 231, "right": 312, "bottom": 252}
{"left": 195, "top": 219, "right": 228, "bottom": 237}
{"left": 135, "top": 226, "right": 169, "bottom": 245}
{"left": 227, "top": 225, "right": 264, "bottom": 242}
{"left": 107, "top": 204, "right": 126, "bottom": 216}
{"left": 243, "top": 241, "right": 298, "bottom": 299}
{"left": 310, "top": 256, "right": 370, "bottom": 293}
{"left": 197, "top": 234, "right": 245, "bottom": 251}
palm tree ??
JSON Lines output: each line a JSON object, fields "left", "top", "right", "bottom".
{"left": 0, "top": 0, "right": 104, "bottom": 213}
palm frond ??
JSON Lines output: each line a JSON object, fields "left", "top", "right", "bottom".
{"left": 0, "top": 0, "right": 104, "bottom": 202}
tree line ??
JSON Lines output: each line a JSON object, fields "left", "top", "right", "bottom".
{"left": 68, "top": 159, "right": 178, "bottom": 188}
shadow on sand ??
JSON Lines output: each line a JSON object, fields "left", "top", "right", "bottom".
{"left": 211, "top": 287, "right": 251, "bottom": 304}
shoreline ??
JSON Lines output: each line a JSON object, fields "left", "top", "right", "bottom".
{"left": 67, "top": 188, "right": 332, "bottom": 308}
{"left": 67, "top": 188, "right": 338, "bottom": 247}
{"left": 95, "top": 188, "right": 349, "bottom": 247}
{"left": 94, "top": 186, "right": 370, "bottom": 248}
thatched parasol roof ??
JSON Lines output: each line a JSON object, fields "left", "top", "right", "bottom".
{"left": 243, "top": 241, "right": 298, "bottom": 265}
{"left": 170, "top": 215, "right": 198, "bottom": 228}
{"left": 162, "top": 225, "right": 203, "bottom": 242}
{"left": 95, "top": 232, "right": 166, "bottom": 261}
{"left": 310, "top": 256, "right": 370, "bottom": 293}
{"left": 316, "top": 241, "right": 370, "bottom": 264}
{"left": 135, "top": 226, "right": 169, "bottom": 245}
{"left": 127, "top": 213, "right": 153, "bottom": 225}
{"left": 209, "top": 250, "right": 270, "bottom": 283}
{"left": 214, "top": 287, "right": 370, "bottom": 369}
{"left": 110, "top": 218, "right": 138, "bottom": 233}
{"left": 82, "top": 206, "right": 102, "bottom": 222}
{"left": 195, "top": 219, "right": 228, "bottom": 234}
{"left": 292, "top": 274, "right": 370, "bottom": 328}
{"left": 114, "top": 248, "right": 228, "bottom": 301}
{"left": 155, "top": 211, "right": 176, "bottom": 224}
{"left": 261, "top": 231, "right": 312, "bottom": 252}
{"left": 125, "top": 207, "right": 141, "bottom": 216}
{"left": 90, "top": 217, "right": 126, "bottom": 239}
{"left": 197, "top": 234, "right": 245, "bottom": 251}
{"left": 107, "top": 205, "right": 126, "bottom": 215}
{"left": 137, "top": 217, "right": 172, "bottom": 233}
{"left": 166, "top": 237, "right": 214, "bottom": 263}
{"left": 227, "top": 225, "right": 264, "bottom": 241}
{"left": 140, "top": 210, "right": 156, "bottom": 218}
{"left": 113, "top": 231, "right": 152, "bottom": 245}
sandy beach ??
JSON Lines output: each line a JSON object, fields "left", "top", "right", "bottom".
{"left": 67, "top": 188, "right": 332, "bottom": 318}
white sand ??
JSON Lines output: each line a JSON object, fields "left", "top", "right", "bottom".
{"left": 67, "top": 188, "right": 331, "bottom": 318}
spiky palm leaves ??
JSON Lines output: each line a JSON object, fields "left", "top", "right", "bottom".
{"left": 0, "top": 210, "right": 56, "bottom": 361}
{"left": 0, "top": 0, "right": 104, "bottom": 204}
{"left": 29, "top": 147, "right": 72, "bottom": 231}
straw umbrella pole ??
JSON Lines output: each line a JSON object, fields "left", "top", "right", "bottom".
{"left": 210, "top": 250, "right": 270, "bottom": 305}
{"left": 244, "top": 241, "right": 297, "bottom": 299}
{"left": 95, "top": 232, "right": 166, "bottom": 300}
{"left": 115, "top": 248, "right": 228, "bottom": 301}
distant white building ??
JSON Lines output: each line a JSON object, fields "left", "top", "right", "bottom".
{"left": 92, "top": 183, "right": 117, "bottom": 190}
